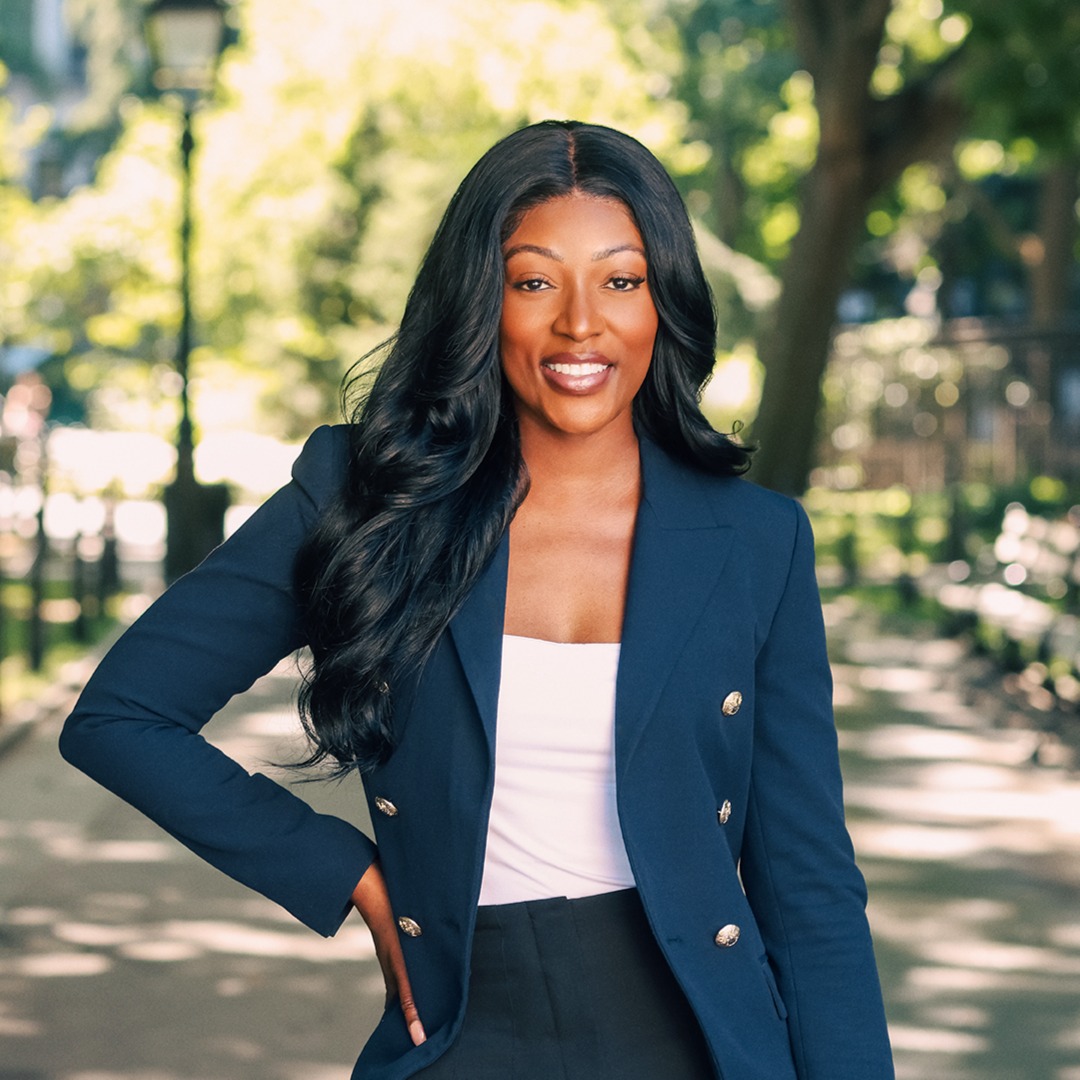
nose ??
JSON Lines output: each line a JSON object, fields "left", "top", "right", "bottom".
{"left": 552, "top": 283, "right": 603, "bottom": 342}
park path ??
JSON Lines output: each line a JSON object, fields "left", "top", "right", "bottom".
{"left": 829, "top": 597, "right": 1080, "bottom": 1080}
{"left": 0, "top": 603, "right": 1078, "bottom": 1080}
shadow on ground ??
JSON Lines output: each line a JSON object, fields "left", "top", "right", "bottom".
{"left": 828, "top": 599, "right": 1080, "bottom": 1080}
{"left": 0, "top": 666, "right": 385, "bottom": 1080}
{"left": 2, "top": 609, "right": 1079, "bottom": 1079}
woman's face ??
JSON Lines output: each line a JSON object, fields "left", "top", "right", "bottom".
{"left": 499, "top": 192, "right": 658, "bottom": 441}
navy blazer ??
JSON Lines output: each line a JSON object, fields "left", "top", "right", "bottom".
{"left": 61, "top": 425, "right": 894, "bottom": 1080}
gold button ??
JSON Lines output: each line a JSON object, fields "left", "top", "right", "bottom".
{"left": 714, "top": 923, "right": 741, "bottom": 948}
{"left": 717, "top": 799, "right": 732, "bottom": 825}
{"left": 397, "top": 916, "right": 422, "bottom": 938}
{"left": 374, "top": 796, "right": 398, "bottom": 817}
{"left": 721, "top": 691, "right": 743, "bottom": 716}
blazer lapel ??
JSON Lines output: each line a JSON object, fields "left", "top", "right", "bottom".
{"left": 615, "top": 438, "right": 735, "bottom": 773}
{"left": 447, "top": 439, "right": 736, "bottom": 766}
{"left": 447, "top": 529, "right": 509, "bottom": 752}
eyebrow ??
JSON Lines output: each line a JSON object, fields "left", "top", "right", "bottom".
{"left": 502, "top": 243, "right": 646, "bottom": 262}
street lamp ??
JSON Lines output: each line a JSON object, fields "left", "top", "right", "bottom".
{"left": 144, "top": 0, "right": 231, "bottom": 582}
{"left": 145, "top": 0, "right": 228, "bottom": 98}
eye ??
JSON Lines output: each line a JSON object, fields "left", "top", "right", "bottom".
{"left": 511, "top": 276, "right": 552, "bottom": 292}
{"left": 607, "top": 274, "right": 646, "bottom": 292}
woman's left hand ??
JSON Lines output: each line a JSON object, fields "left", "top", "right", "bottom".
{"left": 351, "top": 860, "right": 427, "bottom": 1047}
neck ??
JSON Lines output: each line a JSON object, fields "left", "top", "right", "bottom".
{"left": 517, "top": 417, "right": 641, "bottom": 503}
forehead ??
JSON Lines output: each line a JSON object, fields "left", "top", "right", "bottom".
{"left": 503, "top": 193, "right": 644, "bottom": 254}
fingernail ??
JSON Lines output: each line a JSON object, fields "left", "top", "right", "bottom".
{"left": 409, "top": 1020, "right": 427, "bottom": 1045}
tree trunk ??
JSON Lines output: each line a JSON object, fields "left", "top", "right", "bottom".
{"left": 1030, "top": 158, "right": 1080, "bottom": 325}
{"left": 749, "top": 158, "right": 869, "bottom": 494}
{"left": 714, "top": 157, "right": 747, "bottom": 249}
{"left": 747, "top": 0, "right": 966, "bottom": 494}
{"left": 748, "top": 0, "right": 889, "bottom": 495}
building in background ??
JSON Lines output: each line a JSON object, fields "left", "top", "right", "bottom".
{"left": 1, "top": 0, "right": 143, "bottom": 197}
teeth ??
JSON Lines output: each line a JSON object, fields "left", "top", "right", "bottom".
{"left": 547, "top": 362, "right": 608, "bottom": 376}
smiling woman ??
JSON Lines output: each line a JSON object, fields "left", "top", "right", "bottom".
{"left": 60, "top": 121, "right": 894, "bottom": 1080}
{"left": 498, "top": 193, "right": 660, "bottom": 646}
{"left": 499, "top": 194, "right": 658, "bottom": 440}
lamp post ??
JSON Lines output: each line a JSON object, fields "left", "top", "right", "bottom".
{"left": 144, "top": 0, "right": 230, "bottom": 582}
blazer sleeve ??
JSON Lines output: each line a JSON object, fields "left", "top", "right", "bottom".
{"left": 59, "top": 425, "right": 377, "bottom": 938}
{"left": 740, "top": 501, "right": 894, "bottom": 1079}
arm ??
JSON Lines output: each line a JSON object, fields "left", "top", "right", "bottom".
{"left": 740, "top": 502, "right": 893, "bottom": 1079}
{"left": 59, "top": 425, "right": 376, "bottom": 937}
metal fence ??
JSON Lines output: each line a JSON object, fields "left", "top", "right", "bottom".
{"left": 815, "top": 318, "right": 1080, "bottom": 493}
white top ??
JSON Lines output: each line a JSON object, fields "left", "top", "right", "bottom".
{"left": 477, "top": 634, "right": 636, "bottom": 905}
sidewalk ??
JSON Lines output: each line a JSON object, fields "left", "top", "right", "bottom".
{"left": 828, "top": 598, "right": 1080, "bottom": 1080}
{"left": 0, "top": 660, "right": 385, "bottom": 1080}
{"left": 0, "top": 605, "right": 1078, "bottom": 1079}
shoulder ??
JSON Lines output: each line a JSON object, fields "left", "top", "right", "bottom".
{"left": 703, "top": 470, "right": 802, "bottom": 520}
{"left": 289, "top": 423, "right": 352, "bottom": 511}
{"left": 640, "top": 437, "right": 814, "bottom": 581}
{"left": 644, "top": 438, "right": 808, "bottom": 540}
{"left": 705, "top": 471, "right": 811, "bottom": 562}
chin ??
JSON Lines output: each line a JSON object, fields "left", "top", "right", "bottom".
{"left": 544, "top": 414, "right": 624, "bottom": 438}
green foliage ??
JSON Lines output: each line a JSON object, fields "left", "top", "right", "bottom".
{"left": 1, "top": 64, "right": 53, "bottom": 357}
{"left": 9, "top": 0, "right": 1080, "bottom": 450}
{"left": 671, "top": 0, "right": 1080, "bottom": 332}
{"left": 864, "top": 0, "right": 1080, "bottom": 313}
{"left": 64, "top": 0, "right": 148, "bottom": 130}
{"left": 668, "top": 0, "right": 800, "bottom": 261}
{"left": 12, "top": 0, "right": 694, "bottom": 439}
{"left": 805, "top": 485, "right": 951, "bottom": 572}
{"left": 956, "top": 0, "right": 1080, "bottom": 155}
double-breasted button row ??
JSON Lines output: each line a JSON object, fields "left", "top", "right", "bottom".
{"left": 715, "top": 695, "right": 741, "bottom": 947}
{"left": 375, "top": 798, "right": 416, "bottom": 937}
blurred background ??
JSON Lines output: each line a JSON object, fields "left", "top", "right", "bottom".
{"left": 0, "top": 1, "right": 1079, "bottom": 1078}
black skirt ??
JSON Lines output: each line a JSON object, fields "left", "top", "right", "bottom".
{"left": 412, "top": 888, "right": 716, "bottom": 1080}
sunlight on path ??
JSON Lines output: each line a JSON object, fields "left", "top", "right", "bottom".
{"left": 829, "top": 602, "right": 1080, "bottom": 1080}
{"left": 0, "top": 668, "right": 384, "bottom": 1080}
{"left": 3, "top": 616, "right": 1080, "bottom": 1079}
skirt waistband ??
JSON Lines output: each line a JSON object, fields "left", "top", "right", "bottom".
{"left": 474, "top": 887, "right": 641, "bottom": 931}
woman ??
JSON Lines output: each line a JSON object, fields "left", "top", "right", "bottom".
{"left": 61, "top": 120, "right": 893, "bottom": 1080}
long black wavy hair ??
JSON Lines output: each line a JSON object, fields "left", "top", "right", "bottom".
{"left": 294, "top": 120, "right": 752, "bottom": 774}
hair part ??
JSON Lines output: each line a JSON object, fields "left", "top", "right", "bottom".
{"left": 294, "top": 120, "right": 751, "bottom": 774}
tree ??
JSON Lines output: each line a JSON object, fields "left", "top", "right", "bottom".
{"left": 674, "top": 0, "right": 1080, "bottom": 495}
{"left": 746, "top": 0, "right": 966, "bottom": 494}
{"left": 950, "top": 0, "right": 1080, "bottom": 324}
{"left": 0, "top": 60, "right": 52, "bottom": 359}
{"left": 12, "top": 0, "right": 691, "bottom": 450}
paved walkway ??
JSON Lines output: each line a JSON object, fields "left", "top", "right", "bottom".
{"left": 0, "top": 662, "right": 383, "bottom": 1080}
{"left": 827, "top": 599, "right": 1080, "bottom": 1080}
{"left": 0, "top": 605, "right": 1078, "bottom": 1079}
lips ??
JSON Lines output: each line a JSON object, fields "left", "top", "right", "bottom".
{"left": 540, "top": 353, "right": 614, "bottom": 394}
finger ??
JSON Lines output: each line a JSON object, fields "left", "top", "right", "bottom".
{"left": 350, "top": 863, "right": 425, "bottom": 1043}
{"left": 375, "top": 946, "right": 399, "bottom": 1006}
{"left": 394, "top": 963, "right": 426, "bottom": 1045}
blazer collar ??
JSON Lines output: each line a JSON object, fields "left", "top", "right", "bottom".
{"left": 448, "top": 436, "right": 735, "bottom": 766}
{"left": 615, "top": 437, "right": 734, "bottom": 771}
